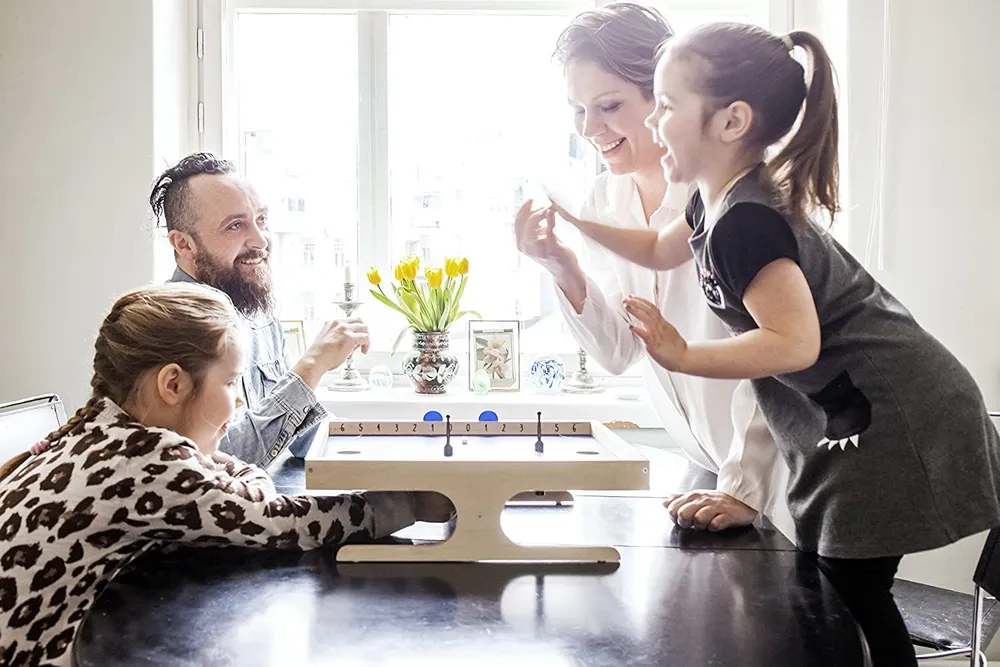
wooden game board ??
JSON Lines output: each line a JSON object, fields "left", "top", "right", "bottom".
{"left": 304, "top": 419, "right": 650, "bottom": 563}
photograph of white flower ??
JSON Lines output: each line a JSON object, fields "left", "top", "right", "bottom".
{"left": 468, "top": 320, "right": 520, "bottom": 391}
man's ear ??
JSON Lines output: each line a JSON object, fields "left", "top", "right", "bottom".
{"left": 155, "top": 363, "right": 193, "bottom": 406}
{"left": 717, "top": 100, "right": 754, "bottom": 144}
{"left": 167, "top": 229, "right": 198, "bottom": 263}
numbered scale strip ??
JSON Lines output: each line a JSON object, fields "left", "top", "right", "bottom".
{"left": 327, "top": 421, "right": 593, "bottom": 436}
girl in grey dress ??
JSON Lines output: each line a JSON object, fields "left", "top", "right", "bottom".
{"left": 551, "top": 21, "right": 1000, "bottom": 667}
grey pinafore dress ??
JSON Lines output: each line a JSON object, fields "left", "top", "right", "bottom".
{"left": 686, "top": 168, "right": 1000, "bottom": 559}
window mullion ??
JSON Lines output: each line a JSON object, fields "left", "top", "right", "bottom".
{"left": 768, "top": 0, "right": 793, "bottom": 33}
{"left": 357, "top": 11, "right": 390, "bottom": 278}
{"left": 201, "top": 0, "right": 226, "bottom": 156}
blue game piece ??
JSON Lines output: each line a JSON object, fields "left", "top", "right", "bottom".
{"left": 478, "top": 410, "right": 498, "bottom": 422}
{"left": 423, "top": 410, "right": 443, "bottom": 422}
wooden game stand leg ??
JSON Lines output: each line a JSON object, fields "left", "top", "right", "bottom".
{"left": 336, "top": 560, "right": 618, "bottom": 603}
{"left": 337, "top": 488, "right": 620, "bottom": 564}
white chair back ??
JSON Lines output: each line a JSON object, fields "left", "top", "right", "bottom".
{"left": 0, "top": 394, "right": 66, "bottom": 463}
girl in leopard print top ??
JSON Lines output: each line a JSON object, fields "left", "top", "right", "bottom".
{"left": 0, "top": 284, "right": 450, "bottom": 667}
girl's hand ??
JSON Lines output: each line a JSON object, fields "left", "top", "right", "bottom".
{"left": 412, "top": 492, "right": 456, "bottom": 523}
{"left": 547, "top": 200, "right": 582, "bottom": 227}
{"left": 624, "top": 296, "right": 689, "bottom": 372}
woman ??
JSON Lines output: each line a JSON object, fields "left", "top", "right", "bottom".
{"left": 514, "top": 2, "right": 793, "bottom": 537}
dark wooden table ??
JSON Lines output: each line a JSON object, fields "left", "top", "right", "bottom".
{"left": 75, "top": 447, "right": 865, "bottom": 667}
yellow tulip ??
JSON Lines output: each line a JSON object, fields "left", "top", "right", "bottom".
{"left": 366, "top": 267, "right": 381, "bottom": 286}
{"left": 444, "top": 257, "right": 460, "bottom": 278}
{"left": 400, "top": 261, "right": 417, "bottom": 281}
{"left": 458, "top": 257, "right": 469, "bottom": 275}
{"left": 394, "top": 264, "right": 405, "bottom": 282}
{"left": 404, "top": 254, "right": 420, "bottom": 271}
{"left": 425, "top": 267, "right": 443, "bottom": 289}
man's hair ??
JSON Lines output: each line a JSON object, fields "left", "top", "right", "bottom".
{"left": 150, "top": 152, "right": 237, "bottom": 232}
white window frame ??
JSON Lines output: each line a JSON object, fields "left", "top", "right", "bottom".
{"left": 197, "top": 0, "right": 792, "bottom": 382}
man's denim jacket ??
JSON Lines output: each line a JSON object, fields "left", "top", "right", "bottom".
{"left": 170, "top": 267, "right": 327, "bottom": 467}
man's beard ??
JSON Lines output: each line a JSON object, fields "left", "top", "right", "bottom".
{"left": 194, "top": 246, "right": 275, "bottom": 319}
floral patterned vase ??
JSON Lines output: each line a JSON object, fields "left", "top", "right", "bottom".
{"left": 403, "top": 331, "right": 459, "bottom": 394}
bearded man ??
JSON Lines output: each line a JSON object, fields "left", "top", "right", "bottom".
{"left": 149, "top": 152, "right": 367, "bottom": 467}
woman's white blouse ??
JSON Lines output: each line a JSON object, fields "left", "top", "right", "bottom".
{"left": 555, "top": 171, "right": 795, "bottom": 539}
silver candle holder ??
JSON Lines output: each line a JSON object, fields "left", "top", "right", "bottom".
{"left": 561, "top": 347, "right": 603, "bottom": 394}
{"left": 328, "top": 280, "right": 369, "bottom": 392}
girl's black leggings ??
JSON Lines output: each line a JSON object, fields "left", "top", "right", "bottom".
{"left": 809, "top": 553, "right": 918, "bottom": 667}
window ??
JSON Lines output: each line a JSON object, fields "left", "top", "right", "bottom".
{"left": 332, "top": 239, "right": 346, "bottom": 270}
{"left": 300, "top": 292, "right": 316, "bottom": 322}
{"left": 230, "top": 12, "right": 359, "bottom": 329}
{"left": 386, "top": 12, "right": 598, "bottom": 365}
{"left": 208, "top": 0, "right": 784, "bottom": 375}
{"left": 302, "top": 240, "right": 316, "bottom": 268}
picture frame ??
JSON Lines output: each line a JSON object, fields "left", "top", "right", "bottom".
{"left": 468, "top": 320, "right": 521, "bottom": 391}
{"left": 281, "top": 320, "right": 307, "bottom": 361}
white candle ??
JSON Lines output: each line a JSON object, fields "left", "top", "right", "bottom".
{"left": 344, "top": 264, "right": 356, "bottom": 285}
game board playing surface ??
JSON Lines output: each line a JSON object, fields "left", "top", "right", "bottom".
{"left": 304, "top": 413, "right": 649, "bottom": 563}
{"left": 318, "top": 432, "right": 617, "bottom": 461}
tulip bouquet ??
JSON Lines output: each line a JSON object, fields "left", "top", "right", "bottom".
{"left": 367, "top": 254, "right": 481, "bottom": 354}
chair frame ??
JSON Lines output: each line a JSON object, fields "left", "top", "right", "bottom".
{"left": 912, "top": 411, "right": 1000, "bottom": 666}
{"left": 912, "top": 584, "right": 987, "bottom": 665}
{"left": 0, "top": 393, "right": 67, "bottom": 425}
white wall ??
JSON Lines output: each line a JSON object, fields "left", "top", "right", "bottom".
{"left": 815, "top": 0, "right": 1000, "bottom": 656}
{"left": 0, "top": 0, "right": 193, "bottom": 408}
{"left": 796, "top": 0, "right": 1000, "bottom": 656}
{"left": 839, "top": 0, "right": 1000, "bottom": 595}
{"left": 872, "top": 0, "right": 1000, "bottom": 407}
{"left": 153, "top": 0, "right": 197, "bottom": 279}
{"left": 842, "top": 0, "right": 1000, "bottom": 404}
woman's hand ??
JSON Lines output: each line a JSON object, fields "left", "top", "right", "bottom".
{"left": 624, "top": 296, "right": 689, "bottom": 372}
{"left": 513, "top": 199, "right": 580, "bottom": 277}
{"left": 664, "top": 490, "right": 758, "bottom": 531}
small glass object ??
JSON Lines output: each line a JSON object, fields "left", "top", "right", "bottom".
{"left": 367, "top": 364, "right": 394, "bottom": 391}
{"left": 529, "top": 354, "right": 565, "bottom": 392}
{"left": 471, "top": 368, "right": 491, "bottom": 394}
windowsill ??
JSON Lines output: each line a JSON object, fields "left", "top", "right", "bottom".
{"left": 317, "top": 383, "right": 661, "bottom": 427}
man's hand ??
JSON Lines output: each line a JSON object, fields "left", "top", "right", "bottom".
{"left": 664, "top": 490, "right": 758, "bottom": 532}
{"left": 292, "top": 318, "right": 370, "bottom": 389}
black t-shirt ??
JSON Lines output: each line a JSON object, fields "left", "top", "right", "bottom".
{"left": 686, "top": 190, "right": 800, "bottom": 301}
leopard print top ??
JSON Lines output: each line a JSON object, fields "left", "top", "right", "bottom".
{"left": 0, "top": 399, "right": 389, "bottom": 667}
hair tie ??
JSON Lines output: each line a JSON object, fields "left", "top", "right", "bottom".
{"left": 781, "top": 34, "right": 795, "bottom": 51}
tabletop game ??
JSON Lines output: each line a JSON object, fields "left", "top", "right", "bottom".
{"left": 304, "top": 411, "right": 650, "bottom": 563}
